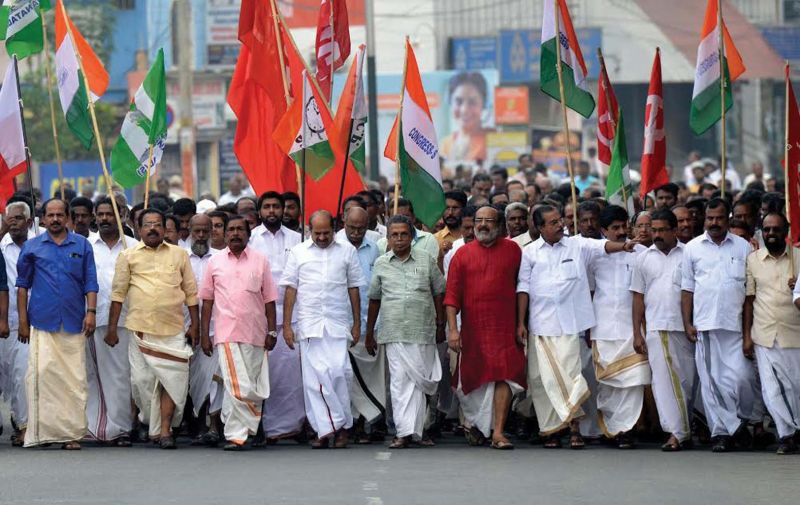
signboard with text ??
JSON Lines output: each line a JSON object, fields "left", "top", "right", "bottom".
{"left": 498, "top": 27, "right": 601, "bottom": 83}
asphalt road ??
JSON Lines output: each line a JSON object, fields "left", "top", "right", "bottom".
{"left": 0, "top": 433, "right": 797, "bottom": 505}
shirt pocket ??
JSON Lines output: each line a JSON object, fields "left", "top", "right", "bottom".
{"left": 245, "top": 272, "right": 262, "bottom": 293}
{"left": 558, "top": 260, "right": 579, "bottom": 282}
{"left": 156, "top": 263, "right": 181, "bottom": 287}
{"left": 727, "top": 257, "right": 746, "bottom": 282}
{"left": 671, "top": 266, "right": 682, "bottom": 286}
{"left": 66, "top": 253, "right": 84, "bottom": 278}
{"left": 615, "top": 261, "right": 633, "bottom": 287}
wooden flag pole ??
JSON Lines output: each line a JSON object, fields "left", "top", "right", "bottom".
{"left": 393, "top": 37, "right": 410, "bottom": 216}
{"left": 718, "top": 0, "right": 727, "bottom": 199}
{"left": 553, "top": 0, "right": 578, "bottom": 233}
{"left": 12, "top": 56, "right": 38, "bottom": 234}
{"left": 785, "top": 61, "right": 795, "bottom": 277}
{"left": 336, "top": 116, "right": 355, "bottom": 222}
{"left": 41, "top": 13, "right": 65, "bottom": 201}
{"left": 597, "top": 47, "right": 626, "bottom": 207}
{"left": 59, "top": 5, "right": 126, "bottom": 247}
{"left": 144, "top": 144, "right": 154, "bottom": 208}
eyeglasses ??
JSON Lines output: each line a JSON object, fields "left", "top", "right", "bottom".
{"left": 474, "top": 218, "right": 497, "bottom": 224}
{"left": 141, "top": 222, "right": 163, "bottom": 229}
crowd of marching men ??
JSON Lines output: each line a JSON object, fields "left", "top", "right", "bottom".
{"left": 0, "top": 167, "right": 799, "bottom": 455}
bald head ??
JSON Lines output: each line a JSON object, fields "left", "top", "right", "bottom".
{"left": 189, "top": 213, "right": 211, "bottom": 227}
{"left": 344, "top": 206, "right": 369, "bottom": 247}
{"left": 310, "top": 210, "right": 334, "bottom": 248}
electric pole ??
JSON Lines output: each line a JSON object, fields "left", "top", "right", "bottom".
{"left": 175, "top": 0, "right": 196, "bottom": 198}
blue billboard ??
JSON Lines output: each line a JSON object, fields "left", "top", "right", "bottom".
{"left": 450, "top": 37, "right": 498, "bottom": 71}
{"left": 40, "top": 161, "right": 134, "bottom": 202}
{"left": 498, "top": 27, "right": 602, "bottom": 83}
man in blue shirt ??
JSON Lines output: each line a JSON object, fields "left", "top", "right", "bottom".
{"left": 17, "top": 198, "right": 98, "bottom": 450}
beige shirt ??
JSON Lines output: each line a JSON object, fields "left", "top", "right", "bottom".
{"left": 745, "top": 246, "right": 800, "bottom": 348}
{"left": 111, "top": 241, "right": 198, "bottom": 336}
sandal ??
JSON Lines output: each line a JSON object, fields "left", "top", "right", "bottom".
{"left": 569, "top": 432, "right": 585, "bottom": 450}
{"left": 465, "top": 426, "right": 487, "bottom": 446}
{"left": 62, "top": 441, "right": 81, "bottom": 451}
{"left": 389, "top": 436, "right": 411, "bottom": 449}
{"left": 416, "top": 436, "right": 436, "bottom": 447}
{"left": 491, "top": 439, "right": 515, "bottom": 450}
{"left": 543, "top": 434, "right": 562, "bottom": 449}
{"left": 310, "top": 436, "right": 330, "bottom": 449}
{"left": 661, "top": 436, "right": 682, "bottom": 452}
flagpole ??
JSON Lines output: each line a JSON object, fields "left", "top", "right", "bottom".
{"left": 40, "top": 12, "right": 65, "bottom": 201}
{"left": 553, "top": 0, "right": 578, "bottom": 233}
{"left": 718, "top": 0, "right": 727, "bottom": 199}
{"left": 597, "top": 47, "right": 626, "bottom": 207}
{"left": 336, "top": 117, "right": 354, "bottom": 222}
{"left": 144, "top": 144, "right": 154, "bottom": 208}
{"left": 328, "top": 0, "right": 335, "bottom": 107}
{"left": 785, "top": 61, "right": 795, "bottom": 277}
{"left": 58, "top": 4, "right": 126, "bottom": 246}
{"left": 393, "top": 38, "right": 410, "bottom": 216}
{"left": 12, "top": 56, "right": 38, "bottom": 231}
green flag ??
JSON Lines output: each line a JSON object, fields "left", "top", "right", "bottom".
{"left": 605, "top": 110, "right": 634, "bottom": 213}
{"left": 0, "top": 1, "right": 51, "bottom": 60}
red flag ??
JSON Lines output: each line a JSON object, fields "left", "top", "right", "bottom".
{"left": 785, "top": 63, "right": 800, "bottom": 243}
{"left": 315, "top": 0, "right": 351, "bottom": 101}
{"left": 639, "top": 48, "right": 668, "bottom": 197}
{"left": 596, "top": 59, "right": 618, "bottom": 169}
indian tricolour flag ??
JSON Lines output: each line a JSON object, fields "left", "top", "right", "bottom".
{"left": 689, "top": 0, "right": 745, "bottom": 135}
{"left": 540, "top": 0, "right": 595, "bottom": 118}
{"left": 111, "top": 48, "right": 167, "bottom": 189}
{"left": 0, "top": 0, "right": 50, "bottom": 59}
{"left": 273, "top": 70, "right": 336, "bottom": 181}
{"left": 54, "top": 0, "right": 108, "bottom": 149}
{"left": 384, "top": 39, "right": 445, "bottom": 229}
{"left": 0, "top": 57, "right": 27, "bottom": 182}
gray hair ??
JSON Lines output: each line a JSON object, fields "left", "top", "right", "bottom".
{"left": 386, "top": 214, "right": 416, "bottom": 240}
{"left": 504, "top": 202, "right": 528, "bottom": 219}
{"left": 6, "top": 201, "right": 31, "bottom": 219}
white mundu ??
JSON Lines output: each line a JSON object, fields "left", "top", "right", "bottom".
{"left": 682, "top": 231, "right": 763, "bottom": 437}
{"left": 588, "top": 246, "right": 650, "bottom": 437}
{"left": 250, "top": 224, "right": 305, "bottom": 438}
{"left": 0, "top": 233, "right": 28, "bottom": 436}
{"left": 631, "top": 242, "right": 696, "bottom": 443}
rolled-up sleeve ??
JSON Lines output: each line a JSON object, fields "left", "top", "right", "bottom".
{"left": 180, "top": 252, "right": 198, "bottom": 306}
{"left": 280, "top": 249, "right": 299, "bottom": 288}
{"left": 198, "top": 261, "right": 215, "bottom": 301}
{"left": 367, "top": 261, "right": 383, "bottom": 300}
{"left": 745, "top": 255, "right": 756, "bottom": 297}
{"left": 15, "top": 243, "right": 33, "bottom": 289}
{"left": 629, "top": 255, "right": 646, "bottom": 294}
{"left": 83, "top": 242, "right": 99, "bottom": 294}
{"left": 516, "top": 249, "right": 533, "bottom": 294}
{"left": 110, "top": 251, "right": 131, "bottom": 303}
{"left": 680, "top": 248, "right": 695, "bottom": 292}
{"left": 429, "top": 255, "right": 446, "bottom": 296}
{"left": 261, "top": 258, "right": 278, "bottom": 304}
{"left": 346, "top": 248, "right": 366, "bottom": 288}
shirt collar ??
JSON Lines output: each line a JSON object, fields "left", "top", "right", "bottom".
{"left": 701, "top": 231, "right": 734, "bottom": 246}
{"left": 135, "top": 240, "right": 170, "bottom": 252}
{"left": 757, "top": 245, "right": 789, "bottom": 261}
{"left": 648, "top": 241, "right": 684, "bottom": 256}
{"left": 533, "top": 236, "right": 566, "bottom": 250}
{"left": 387, "top": 248, "right": 417, "bottom": 262}
{"left": 90, "top": 233, "right": 124, "bottom": 248}
{"left": 226, "top": 246, "right": 250, "bottom": 259}
{"left": 41, "top": 231, "right": 76, "bottom": 245}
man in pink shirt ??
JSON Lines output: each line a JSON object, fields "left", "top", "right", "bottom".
{"left": 199, "top": 216, "right": 278, "bottom": 450}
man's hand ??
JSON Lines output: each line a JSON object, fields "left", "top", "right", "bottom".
{"left": 448, "top": 327, "right": 461, "bottom": 353}
{"left": 18, "top": 323, "right": 29, "bottom": 344}
{"left": 104, "top": 326, "right": 119, "bottom": 347}
{"left": 365, "top": 331, "right": 377, "bottom": 356}
{"left": 789, "top": 276, "right": 797, "bottom": 291}
{"left": 0, "top": 319, "right": 9, "bottom": 339}
{"left": 186, "top": 323, "right": 199, "bottom": 347}
{"left": 284, "top": 325, "right": 296, "bottom": 350}
{"left": 516, "top": 324, "right": 528, "bottom": 347}
{"left": 350, "top": 324, "right": 361, "bottom": 347}
{"left": 435, "top": 324, "right": 446, "bottom": 344}
{"left": 82, "top": 312, "right": 96, "bottom": 338}
{"left": 742, "top": 335, "right": 755, "bottom": 360}
{"left": 685, "top": 324, "right": 698, "bottom": 343}
{"left": 266, "top": 333, "right": 277, "bottom": 351}
{"left": 201, "top": 333, "right": 213, "bottom": 357}
{"left": 633, "top": 332, "right": 647, "bottom": 355}
{"left": 623, "top": 240, "right": 640, "bottom": 253}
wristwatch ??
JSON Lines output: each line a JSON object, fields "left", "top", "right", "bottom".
{"left": 267, "top": 330, "right": 278, "bottom": 338}
{"left": 87, "top": 308, "right": 97, "bottom": 314}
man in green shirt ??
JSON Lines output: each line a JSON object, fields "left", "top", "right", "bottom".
{"left": 366, "top": 215, "right": 446, "bottom": 449}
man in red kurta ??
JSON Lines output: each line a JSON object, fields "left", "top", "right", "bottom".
{"left": 444, "top": 205, "right": 526, "bottom": 450}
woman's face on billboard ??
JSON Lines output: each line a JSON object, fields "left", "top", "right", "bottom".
{"left": 451, "top": 83, "right": 484, "bottom": 133}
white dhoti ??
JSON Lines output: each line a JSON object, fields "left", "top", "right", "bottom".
{"left": 129, "top": 332, "right": 192, "bottom": 439}
{"left": 527, "top": 334, "right": 590, "bottom": 435}
{"left": 262, "top": 326, "right": 306, "bottom": 438}
{"left": 645, "top": 330, "right": 696, "bottom": 442}
{"left": 579, "top": 338, "right": 601, "bottom": 438}
{"left": 24, "top": 328, "right": 88, "bottom": 447}
{"left": 189, "top": 345, "right": 223, "bottom": 416}
{"left": 218, "top": 342, "right": 270, "bottom": 444}
{"left": 0, "top": 330, "right": 28, "bottom": 428}
{"left": 300, "top": 337, "right": 353, "bottom": 438}
{"left": 386, "top": 343, "right": 441, "bottom": 438}
{"left": 349, "top": 338, "right": 387, "bottom": 424}
{"left": 86, "top": 327, "right": 134, "bottom": 441}
{"left": 696, "top": 330, "right": 764, "bottom": 436}
{"left": 755, "top": 343, "right": 800, "bottom": 439}
{"left": 456, "top": 379, "right": 524, "bottom": 439}
{"left": 593, "top": 337, "right": 651, "bottom": 437}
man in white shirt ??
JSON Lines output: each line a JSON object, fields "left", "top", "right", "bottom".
{"left": 516, "top": 204, "right": 636, "bottom": 449}
{"left": 218, "top": 174, "right": 252, "bottom": 206}
{"left": 282, "top": 210, "right": 365, "bottom": 449}
{"left": 87, "top": 198, "right": 133, "bottom": 445}
{"left": 586, "top": 205, "right": 650, "bottom": 448}
{"left": 630, "top": 209, "right": 697, "bottom": 451}
{"left": 681, "top": 198, "right": 763, "bottom": 452}
{"left": 249, "top": 191, "right": 303, "bottom": 443}
{"left": 184, "top": 214, "right": 224, "bottom": 445}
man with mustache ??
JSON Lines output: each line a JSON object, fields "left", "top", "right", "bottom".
{"left": 744, "top": 212, "right": 800, "bottom": 454}
{"left": 17, "top": 198, "right": 98, "bottom": 449}
{"left": 516, "top": 204, "right": 636, "bottom": 449}
{"left": 184, "top": 214, "right": 224, "bottom": 446}
{"left": 446, "top": 205, "right": 525, "bottom": 450}
{"left": 434, "top": 190, "right": 467, "bottom": 267}
{"left": 671, "top": 205, "right": 695, "bottom": 244}
{"left": 631, "top": 209, "right": 697, "bottom": 451}
{"left": 681, "top": 198, "right": 763, "bottom": 452}
{"left": 199, "top": 215, "right": 278, "bottom": 450}
{"left": 281, "top": 210, "right": 365, "bottom": 449}
{"left": 108, "top": 209, "right": 199, "bottom": 449}
{"left": 87, "top": 197, "right": 133, "bottom": 446}
{"left": 249, "top": 191, "right": 304, "bottom": 444}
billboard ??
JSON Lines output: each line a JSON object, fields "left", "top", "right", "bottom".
{"left": 39, "top": 161, "right": 134, "bottom": 202}
{"left": 498, "top": 27, "right": 601, "bottom": 83}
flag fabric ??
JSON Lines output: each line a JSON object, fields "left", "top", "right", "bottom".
{"left": 110, "top": 48, "right": 167, "bottom": 189}
{"left": 0, "top": 57, "right": 27, "bottom": 211}
{"left": 596, "top": 58, "right": 618, "bottom": 170}
{"left": 0, "top": 0, "right": 50, "bottom": 59}
{"left": 273, "top": 70, "right": 336, "bottom": 182}
{"left": 640, "top": 48, "right": 668, "bottom": 197}
{"left": 54, "top": 0, "right": 108, "bottom": 149}
{"left": 605, "top": 111, "right": 634, "bottom": 214}
{"left": 315, "top": 0, "right": 350, "bottom": 101}
{"left": 689, "top": 0, "right": 745, "bottom": 135}
{"left": 384, "top": 40, "right": 445, "bottom": 229}
{"left": 540, "top": 0, "right": 595, "bottom": 118}
{"left": 333, "top": 44, "right": 366, "bottom": 173}
{"left": 785, "top": 64, "right": 800, "bottom": 244}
